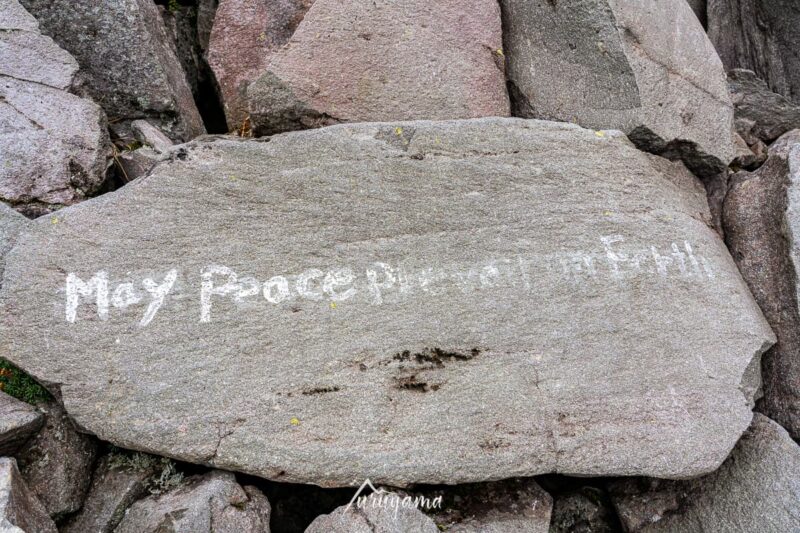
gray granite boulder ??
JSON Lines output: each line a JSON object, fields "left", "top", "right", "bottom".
{"left": 501, "top": 0, "right": 736, "bottom": 177}
{"left": 0, "top": 118, "right": 774, "bottom": 487}
{"left": 306, "top": 495, "right": 438, "bottom": 533}
{"left": 729, "top": 69, "right": 800, "bottom": 145}
{"left": 724, "top": 130, "right": 800, "bottom": 438}
{"left": 208, "top": 0, "right": 314, "bottom": 130}
{"left": 60, "top": 454, "right": 160, "bottom": 533}
{"left": 0, "top": 457, "right": 57, "bottom": 533}
{"left": 709, "top": 0, "right": 800, "bottom": 104}
{"left": 0, "top": 391, "right": 42, "bottom": 456}
{"left": 19, "top": 0, "right": 205, "bottom": 142}
{"left": 428, "top": 478, "right": 552, "bottom": 533}
{"left": 248, "top": 0, "right": 509, "bottom": 136}
{"left": 16, "top": 401, "right": 98, "bottom": 520}
{"left": 0, "top": 0, "right": 109, "bottom": 217}
{"left": 608, "top": 414, "right": 800, "bottom": 532}
{"left": 115, "top": 470, "right": 271, "bottom": 533}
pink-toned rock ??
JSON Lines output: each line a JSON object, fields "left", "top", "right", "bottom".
{"left": 248, "top": 0, "right": 509, "bottom": 135}
{"left": 208, "top": 0, "right": 314, "bottom": 131}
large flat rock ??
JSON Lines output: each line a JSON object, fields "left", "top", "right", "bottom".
{"left": 501, "top": 0, "right": 736, "bottom": 177}
{"left": 0, "top": 118, "right": 774, "bottom": 487}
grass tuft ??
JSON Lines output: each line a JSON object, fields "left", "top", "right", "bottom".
{"left": 0, "top": 358, "right": 51, "bottom": 405}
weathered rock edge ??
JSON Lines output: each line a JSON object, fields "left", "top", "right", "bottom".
{"left": 0, "top": 118, "right": 774, "bottom": 487}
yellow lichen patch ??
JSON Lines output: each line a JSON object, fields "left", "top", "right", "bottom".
{"left": 330, "top": 302, "right": 337, "bottom": 309}
{"left": 290, "top": 417, "right": 300, "bottom": 426}
{"left": 51, "top": 217, "right": 59, "bottom": 225}
{"left": 603, "top": 210, "right": 614, "bottom": 216}
{"left": 495, "top": 48, "right": 504, "bottom": 56}
{"left": 595, "top": 131, "right": 606, "bottom": 138}
{"left": 395, "top": 127, "right": 403, "bottom": 136}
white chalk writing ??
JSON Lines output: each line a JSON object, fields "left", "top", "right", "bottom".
{"left": 63, "top": 236, "right": 719, "bottom": 326}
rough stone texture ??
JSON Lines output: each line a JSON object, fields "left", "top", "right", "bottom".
{"left": 0, "top": 118, "right": 774, "bottom": 487}
{"left": 723, "top": 130, "right": 800, "bottom": 438}
{"left": 115, "top": 470, "right": 271, "bottom": 533}
{"left": 732, "top": 132, "right": 767, "bottom": 171}
{"left": 306, "top": 498, "right": 438, "bottom": 533}
{"left": 0, "top": 457, "right": 57, "bottom": 533}
{"left": 685, "top": 0, "right": 706, "bottom": 27}
{"left": 428, "top": 478, "right": 552, "bottom": 533}
{"left": 608, "top": 414, "right": 800, "bottom": 532}
{"left": 0, "top": 391, "right": 42, "bottom": 456}
{"left": 117, "top": 121, "right": 170, "bottom": 182}
{"left": 708, "top": 0, "right": 800, "bottom": 104}
{"left": 0, "top": 8, "right": 77, "bottom": 90}
{"left": 131, "top": 120, "right": 174, "bottom": 154}
{"left": 729, "top": 69, "right": 800, "bottom": 145}
{"left": 19, "top": 0, "right": 205, "bottom": 142}
{"left": 208, "top": 0, "right": 314, "bottom": 131}
{"left": 16, "top": 401, "right": 98, "bottom": 520}
{"left": 550, "top": 487, "right": 619, "bottom": 533}
{"left": 60, "top": 455, "right": 157, "bottom": 533}
{"left": 197, "top": 0, "right": 219, "bottom": 53}
{"left": 0, "top": 203, "right": 27, "bottom": 285}
{"left": 0, "top": 0, "right": 109, "bottom": 217}
{"left": 248, "top": 0, "right": 509, "bottom": 136}
{"left": 161, "top": 4, "right": 203, "bottom": 100}
{"left": 117, "top": 148, "right": 163, "bottom": 183}
{"left": 501, "top": 0, "right": 736, "bottom": 177}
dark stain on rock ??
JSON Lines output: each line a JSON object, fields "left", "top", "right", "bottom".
{"left": 301, "top": 386, "right": 341, "bottom": 396}
{"left": 393, "top": 347, "right": 481, "bottom": 368}
{"left": 393, "top": 375, "right": 441, "bottom": 393}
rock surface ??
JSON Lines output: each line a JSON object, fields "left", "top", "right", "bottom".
{"left": 19, "top": 0, "right": 205, "bottom": 142}
{"left": 0, "top": 0, "right": 109, "bottom": 216}
{"left": 306, "top": 497, "right": 439, "bottom": 533}
{"left": 248, "top": 0, "right": 509, "bottom": 136}
{"left": 708, "top": 0, "right": 800, "bottom": 104}
{"left": 724, "top": 130, "right": 800, "bottom": 438}
{"left": 131, "top": 120, "right": 174, "bottom": 154}
{"left": 60, "top": 454, "right": 158, "bottom": 533}
{"left": 608, "top": 414, "right": 800, "bottom": 532}
{"left": 208, "top": 0, "right": 314, "bottom": 130}
{"left": 428, "top": 478, "right": 552, "bottom": 533}
{"left": 16, "top": 401, "right": 98, "bottom": 519}
{"left": 501, "top": 0, "right": 736, "bottom": 177}
{"left": 0, "top": 391, "right": 42, "bottom": 456}
{"left": 0, "top": 457, "right": 57, "bottom": 533}
{"left": 550, "top": 486, "right": 619, "bottom": 533}
{"left": 114, "top": 470, "right": 271, "bottom": 533}
{"left": 116, "top": 148, "right": 163, "bottom": 183}
{"left": 0, "top": 118, "right": 774, "bottom": 487}
{"left": 685, "top": 0, "right": 706, "bottom": 27}
{"left": 0, "top": 203, "right": 27, "bottom": 284}
{"left": 729, "top": 69, "right": 800, "bottom": 145}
